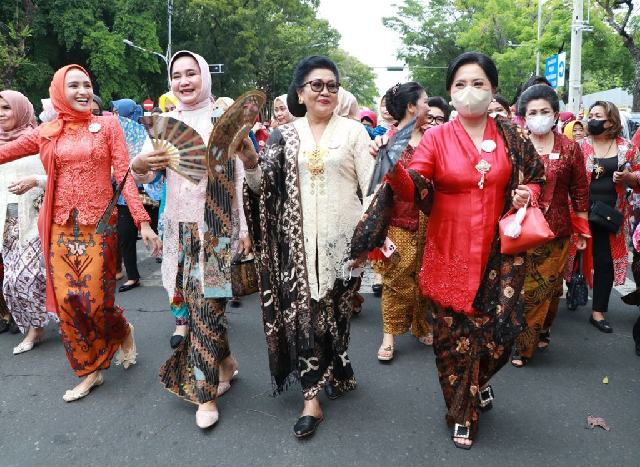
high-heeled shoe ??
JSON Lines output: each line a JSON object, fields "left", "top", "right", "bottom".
{"left": 195, "top": 408, "right": 219, "bottom": 429}
{"left": 479, "top": 385, "right": 494, "bottom": 412}
{"left": 114, "top": 323, "right": 137, "bottom": 369}
{"left": 63, "top": 372, "right": 104, "bottom": 402}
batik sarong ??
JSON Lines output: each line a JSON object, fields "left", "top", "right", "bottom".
{"left": 2, "top": 208, "right": 49, "bottom": 333}
{"left": 159, "top": 222, "right": 230, "bottom": 404}
{"left": 432, "top": 302, "right": 511, "bottom": 437}
{"left": 50, "top": 213, "right": 129, "bottom": 377}
{"left": 376, "top": 215, "right": 431, "bottom": 337}
{"left": 516, "top": 237, "right": 570, "bottom": 359}
{"left": 299, "top": 277, "right": 359, "bottom": 400}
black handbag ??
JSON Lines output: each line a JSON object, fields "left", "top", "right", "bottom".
{"left": 588, "top": 200, "right": 623, "bottom": 234}
{"left": 567, "top": 251, "right": 589, "bottom": 311}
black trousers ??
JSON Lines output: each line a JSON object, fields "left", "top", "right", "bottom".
{"left": 590, "top": 221, "right": 615, "bottom": 313}
{"left": 117, "top": 204, "right": 159, "bottom": 281}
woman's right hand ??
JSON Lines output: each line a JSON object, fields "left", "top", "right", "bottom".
{"left": 131, "top": 149, "right": 171, "bottom": 173}
{"left": 369, "top": 134, "right": 389, "bottom": 157}
{"left": 236, "top": 137, "right": 259, "bottom": 168}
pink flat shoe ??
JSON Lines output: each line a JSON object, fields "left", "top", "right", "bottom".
{"left": 195, "top": 408, "right": 219, "bottom": 429}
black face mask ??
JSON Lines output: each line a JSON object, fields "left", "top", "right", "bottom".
{"left": 588, "top": 119, "right": 607, "bottom": 135}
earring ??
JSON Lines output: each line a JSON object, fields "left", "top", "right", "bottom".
{"left": 298, "top": 96, "right": 304, "bottom": 104}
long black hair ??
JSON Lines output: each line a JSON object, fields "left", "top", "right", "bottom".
{"left": 286, "top": 56, "right": 340, "bottom": 118}
{"left": 383, "top": 82, "right": 425, "bottom": 121}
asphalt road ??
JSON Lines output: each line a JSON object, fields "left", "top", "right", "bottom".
{"left": 1, "top": 250, "right": 639, "bottom": 467}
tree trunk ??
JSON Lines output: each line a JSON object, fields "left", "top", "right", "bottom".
{"left": 633, "top": 51, "right": 640, "bottom": 112}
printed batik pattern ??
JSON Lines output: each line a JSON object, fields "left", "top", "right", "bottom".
{"left": 50, "top": 213, "right": 128, "bottom": 377}
{"left": 159, "top": 222, "right": 230, "bottom": 404}
{"left": 2, "top": 214, "right": 50, "bottom": 333}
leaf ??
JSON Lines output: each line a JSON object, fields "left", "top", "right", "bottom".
{"left": 586, "top": 415, "right": 611, "bottom": 431}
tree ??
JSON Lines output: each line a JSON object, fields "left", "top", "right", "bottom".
{"left": 328, "top": 49, "right": 379, "bottom": 108}
{"left": 0, "top": 0, "right": 377, "bottom": 115}
{"left": 386, "top": 0, "right": 635, "bottom": 105}
{"left": 384, "top": 0, "right": 465, "bottom": 99}
{"left": 595, "top": 0, "right": 640, "bottom": 110}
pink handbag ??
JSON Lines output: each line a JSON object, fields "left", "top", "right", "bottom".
{"left": 499, "top": 203, "right": 555, "bottom": 255}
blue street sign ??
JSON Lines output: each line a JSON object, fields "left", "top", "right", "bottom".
{"left": 545, "top": 54, "right": 558, "bottom": 89}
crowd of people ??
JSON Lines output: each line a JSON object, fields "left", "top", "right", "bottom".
{"left": 1, "top": 48, "right": 640, "bottom": 450}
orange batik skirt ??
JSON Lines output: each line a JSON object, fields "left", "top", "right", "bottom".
{"left": 50, "top": 215, "right": 128, "bottom": 377}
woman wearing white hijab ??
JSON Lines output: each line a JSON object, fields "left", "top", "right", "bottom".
{"left": 132, "top": 50, "right": 249, "bottom": 429}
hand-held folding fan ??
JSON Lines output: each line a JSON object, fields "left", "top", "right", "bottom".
{"left": 140, "top": 115, "right": 207, "bottom": 184}
{"left": 367, "top": 117, "right": 416, "bottom": 196}
{"left": 205, "top": 90, "right": 266, "bottom": 237}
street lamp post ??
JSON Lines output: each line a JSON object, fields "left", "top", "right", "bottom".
{"left": 123, "top": 39, "right": 169, "bottom": 67}
{"left": 536, "top": 0, "right": 545, "bottom": 75}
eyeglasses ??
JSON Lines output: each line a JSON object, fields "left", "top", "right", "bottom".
{"left": 427, "top": 115, "right": 446, "bottom": 125}
{"left": 303, "top": 79, "right": 341, "bottom": 94}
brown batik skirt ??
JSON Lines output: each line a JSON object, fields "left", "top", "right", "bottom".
{"left": 517, "top": 237, "right": 570, "bottom": 359}
{"left": 431, "top": 301, "right": 511, "bottom": 437}
{"left": 376, "top": 215, "right": 431, "bottom": 337}
{"left": 159, "top": 222, "right": 230, "bottom": 404}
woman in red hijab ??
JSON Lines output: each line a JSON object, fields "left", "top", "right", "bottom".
{"left": 0, "top": 65, "right": 161, "bottom": 401}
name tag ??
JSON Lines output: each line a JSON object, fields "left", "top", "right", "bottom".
{"left": 548, "top": 153, "right": 560, "bottom": 160}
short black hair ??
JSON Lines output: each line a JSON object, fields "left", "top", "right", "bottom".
{"left": 92, "top": 95, "right": 104, "bottom": 110}
{"left": 445, "top": 52, "right": 498, "bottom": 90}
{"left": 517, "top": 84, "right": 560, "bottom": 116}
{"left": 383, "top": 82, "right": 425, "bottom": 121}
{"left": 492, "top": 94, "right": 510, "bottom": 112}
{"left": 427, "top": 96, "right": 451, "bottom": 121}
{"left": 287, "top": 56, "right": 340, "bottom": 118}
{"left": 523, "top": 75, "right": 552, "bottom": 91}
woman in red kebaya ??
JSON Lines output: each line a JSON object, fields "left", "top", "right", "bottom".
{"left": 0, "top": 65, "right": 161, "bottom": 401}
{"left": 383, "top": 52, "right": 545, "bottom": 448}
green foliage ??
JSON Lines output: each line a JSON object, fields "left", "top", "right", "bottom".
{"left": 0, "top": 0, "right": 377, "bottom": 116}
{"left": 387, "top": 0, "right": 635, "bottom": 104}
{"left": 328, "top": 49, "right": 379, "bottom": 108}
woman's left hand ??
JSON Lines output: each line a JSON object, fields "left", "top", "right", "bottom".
{"left": 613, "top": 169, "right": 636, "bottom": 186}
{"left": 511, "top": 185, "right": 531, "bottom": 209}
{"left": 8, "top": 176, "right": 39, "bottom": 195}
{"left": 140, "top": 222, "right": 162, "bottom": 257}
{"left": 238, "top": 235, "right": 252, "bottom": 256}
{"left": 576, "top": 235, "right": 588, "bottom": 250}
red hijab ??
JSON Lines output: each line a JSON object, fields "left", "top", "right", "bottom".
{"left": 38, "top": 64, "right": 93, "bottom": 313}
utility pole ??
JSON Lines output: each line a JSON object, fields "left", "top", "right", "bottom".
{"left": 536, "top": 0, "right": 544, "bottom": 76}
{"left": 567, "top": 0, "right": 583, "bottom": 115}
{"left": 167, "top": 0, "right": 173, "bottom": 62}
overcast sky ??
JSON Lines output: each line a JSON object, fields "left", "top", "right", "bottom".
{"left": 317, "top": 0, "right": 410, "bottom": 101}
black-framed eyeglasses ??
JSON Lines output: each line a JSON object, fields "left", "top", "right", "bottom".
{"left": 427, "top": 115, "right": 446, "bottom": 125}
{"left": 303, "top": 79, "right": 341, "bottom": 94}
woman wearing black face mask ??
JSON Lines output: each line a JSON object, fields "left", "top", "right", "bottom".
{"left": 566, "top": 100, "right": 640, "bottom": 334}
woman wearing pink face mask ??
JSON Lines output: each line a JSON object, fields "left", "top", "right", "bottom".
{"left": 510, "top": 84, "right": 589, "bottom": 368}
{"left": 385, "top": 52, "right": 545, "bottom": 449}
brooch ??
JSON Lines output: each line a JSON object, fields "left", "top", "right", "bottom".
{"left": 480, "top": 139, "right": 496, "bottom": 153}
{"left": 88, "top": 123, "right": 102, "bottom": 133}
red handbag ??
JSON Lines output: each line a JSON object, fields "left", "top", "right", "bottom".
{"left": 499, "top": 203, "right": 555, "bottom": 255}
